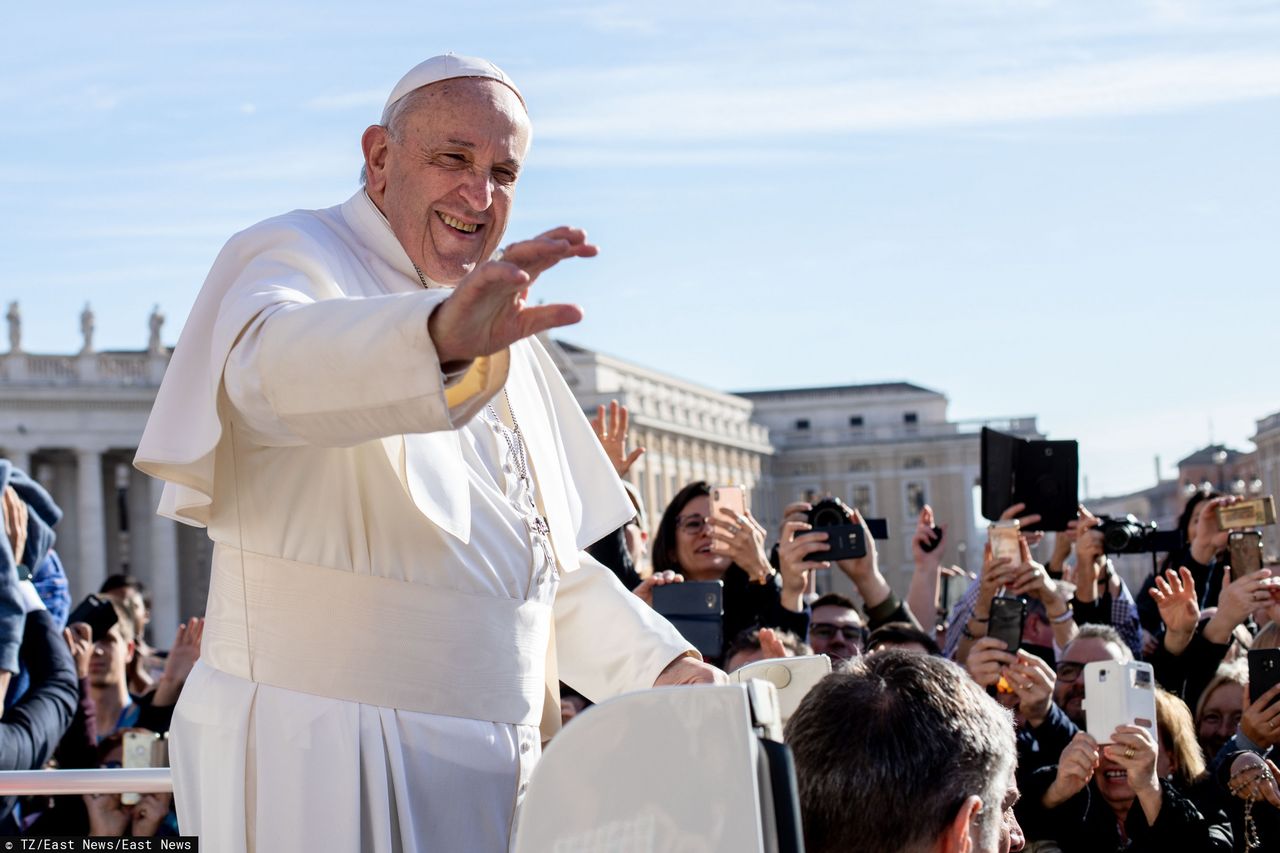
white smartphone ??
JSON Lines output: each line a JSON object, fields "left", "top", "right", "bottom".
{"left": 121, "top": 730, "right": 159, "bottom": 805}
{"left": 1081, "top": 660, "right": 1157, "bottom": 746}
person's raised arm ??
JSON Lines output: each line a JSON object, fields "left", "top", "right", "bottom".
{"left": 905, "top": 505, "right": 947, "bottom": 636}
{"left": 224, "top": 230, "right": 594, "bottom": 448}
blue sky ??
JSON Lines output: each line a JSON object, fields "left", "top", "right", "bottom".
{"left": 2, "top": 0, "right": 1278, "bottom": 499}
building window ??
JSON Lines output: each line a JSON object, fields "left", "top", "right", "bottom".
{"left": 904, "top": 457, "right": 925, "bottom": 469}
{"left": 849, "top": 415, "right": 864, "bottom": 427}
{"left": 906, "top": 482, "right": 927, "bottom": 515}
{"left": 903, "top": 412, "right": 918, "bottom": 424}
{"left": 848, "top": 459, "right": 871, "bottom": 473}
{"left": 851, "top": 484, "right": 872, "bottom": 514}
{"left": 795, "top": 419, "right": 811, "bottom": 430}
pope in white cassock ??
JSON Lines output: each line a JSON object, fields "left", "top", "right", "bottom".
{"left": 134, "top": 54, "right": 722, "bottom": 853}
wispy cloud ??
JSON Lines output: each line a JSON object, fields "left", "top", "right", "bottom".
{"left": 533, "top": 52, "right": 1280, "bottom": 141}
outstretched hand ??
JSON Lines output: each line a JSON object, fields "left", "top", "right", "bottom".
{"left": 591, "top": 399, "right": 644, "bottom": 477}
{"left": 428, "top": 227, "right": 598, "bottom": 365}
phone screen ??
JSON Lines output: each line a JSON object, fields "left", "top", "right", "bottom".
{"left": 987, "top": 595, "right": 1025, "bottom": 654}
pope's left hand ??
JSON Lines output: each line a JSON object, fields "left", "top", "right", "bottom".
{"left": 654, "top": 654, "right": 727, "bottom": 687}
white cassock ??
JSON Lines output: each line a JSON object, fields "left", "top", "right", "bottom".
{"left": 134, "top": 189, "right": 694, "bottom": 853}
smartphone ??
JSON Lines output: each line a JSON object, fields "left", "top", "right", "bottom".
{"left": 1218, "top": 495, "right": 1277, "bottom": 530}
{"left": 121, "top": 730, "right": 160, "bottom": 805}
{"left": 709, "top": 485, "right": 747, "bottom": 554}
{"left": 987, "top": 595, "right": 1026, "bottom": 654}
{"left": 1249, "top": 649, "right": 1280, "bottom": 711}
{"left": 988, "top": 520, "right": 1021, "bottom": 566}
{"left": 920, "top": 525, "right": 944, "bottom": 554}
{"left": 1228, "top": 531, "right": 1265, "bottom": 579}
{"left": 66, "top": 594, "right": 119, "bottom": 643}
{"left": 1082, "top": 660, "right": 1157, "bottom": 745}
{"left": 652, "top": 581, "right": 724, "bottom": 660}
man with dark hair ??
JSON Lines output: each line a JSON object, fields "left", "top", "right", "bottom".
{"left": 786, "top": 651, "right": 1024, "bottom": 853}
{"left": 807, "top": 593, "right": 866, "bottom": 662}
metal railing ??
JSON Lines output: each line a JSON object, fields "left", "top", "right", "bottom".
{"left": 0, "top": 768, "right": 172, "bottom": 796}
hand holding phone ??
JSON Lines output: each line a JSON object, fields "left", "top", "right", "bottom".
{"left": 709, "top": 486, "right": 746, "bottom": 555}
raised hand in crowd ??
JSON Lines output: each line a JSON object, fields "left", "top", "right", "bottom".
{"left": 1009, "top": 536, "right": 1076, "bottom": 652}
{"left": 1228, "top": 751, "right": 1280, "bottom": 809}
{"left": 833, "top": 508, "right": 899, "bottom": 616}
{"left": 906, "top": 505, "right": 946, "bottom": 633}
{"left": 2, "top": 486, "right": 27, "bottom": 563}
{"left": 776, "top": 519, "right": 830, "bottom": 608}
{"left": 1102, "top": 724, "right": 1164, "bottom": 824}
{"left": 1240, "top": 682, "right": 1280, "bottom": 752}
{"left": 151, "top": 617, "right": 203, "bottom": 707}
{"left": 590, "top": 399, "right": 644, "bottom": 478}
{"left": 130, "top": 791, "right": 173, "bottom": 838}
{"left": 1203, "top": 565, "right": 1277, "bottom": 645}
{"left": 1046, "top": 530, "right": 1073, "bottom": 578}
{"left": 1189, "top": 495, "right": 1240, "bottom": 565}
{"left": 706, "top": 506, "right": 772, "bottom": 585}
{"left": 1068, "top": 506, "right": 1105, "bottom": 603}
{"left": 1149, "top": 567, "right": 1200, "bottom": 655}
{"left": 83, "top": 792, "right": 132, "bottom": 837}
{"left": 1042, "top": 731, "right": 1100, "bottom": 809}
{"left": 631, "top": 570, "right": 682, "bottom": 607}
{"left": 756, "top": 627, "right": 792, "bottom": 660}
{"left": 62, "top": 622, "right": 93, "bottom": 680}
{"left": 1003, "top": 649, "right": 1057, "bottom": 729}
{"left": 965, "top": 636, "right": 1017, "bottom": 689}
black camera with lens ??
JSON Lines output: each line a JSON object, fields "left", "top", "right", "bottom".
{"left": 1095, "top": 514, "right": 1180, "bottom": 555}
{"left": 807, "top": 497, "right": 867, "bottom": 561}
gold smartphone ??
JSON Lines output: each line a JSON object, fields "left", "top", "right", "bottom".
{"left": 988, "top": 520, "right": 1021, "bottom": 565}
{"left": 709, "top": 485, "right": 747, "bottom": 554}
{"left": 1218, "top": 496, "right": 1276, "bottom": 530}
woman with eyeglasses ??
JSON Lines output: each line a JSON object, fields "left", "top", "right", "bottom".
{"left": 650, "top": 481, "right": 809, "bottom": 661}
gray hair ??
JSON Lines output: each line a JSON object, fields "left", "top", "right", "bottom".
{"left": 1067, "top": 623, "right": 1133, "bottom": 662}
{"left": 359, "top": 87, "right": 436, "bottom": 186}
{"left": 785, "top": 651, "right": 1016, "bottom": 853}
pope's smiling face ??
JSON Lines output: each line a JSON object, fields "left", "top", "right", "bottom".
{"left": 362, "top": 77, "right": 530, "bottom": 284}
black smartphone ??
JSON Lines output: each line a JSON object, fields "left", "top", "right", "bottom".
{"left": 987, "top": 596, "right": 1026, "bottom": 654}
{"left": 1249, "top": 649, "right": 1280, "bottom": 711}
{"left": 66, "top": 594, "right": 118, "bottom": 642}
{"left": 920, "top": 525, "right": 944, "bottom": 554}
{"left": 652, "top": 581, "right": 724, "bottom": 661}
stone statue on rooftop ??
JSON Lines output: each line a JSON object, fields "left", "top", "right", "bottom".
{"left": 80, "top": 303, "right": 95, "bottom": 355}
{"left": 6, "top": 301, "right": 19, "bottom": 354}
{"left": 148, "top": 304, "right": 165, "bottom": 355}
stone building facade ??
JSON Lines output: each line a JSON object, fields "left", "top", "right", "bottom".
{"left": 3, "top": 306, "right": 1068, "bottom": 638}
{"left": 737, "top": 383, "right": 1041, "bottom": 605}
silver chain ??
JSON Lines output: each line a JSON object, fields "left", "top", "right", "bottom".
{"left": 414, "top": 262, "right": 539, "bottom": 506}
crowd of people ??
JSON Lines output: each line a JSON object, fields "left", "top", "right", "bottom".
{"left": 4, "top": 392, "right": 1280, "bottom": 851}
{"left": 576, "top": 402, "right": 1280, "bottom": 852}
{"left": 1, "top": 460, "right": 202, "bottom": 838}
